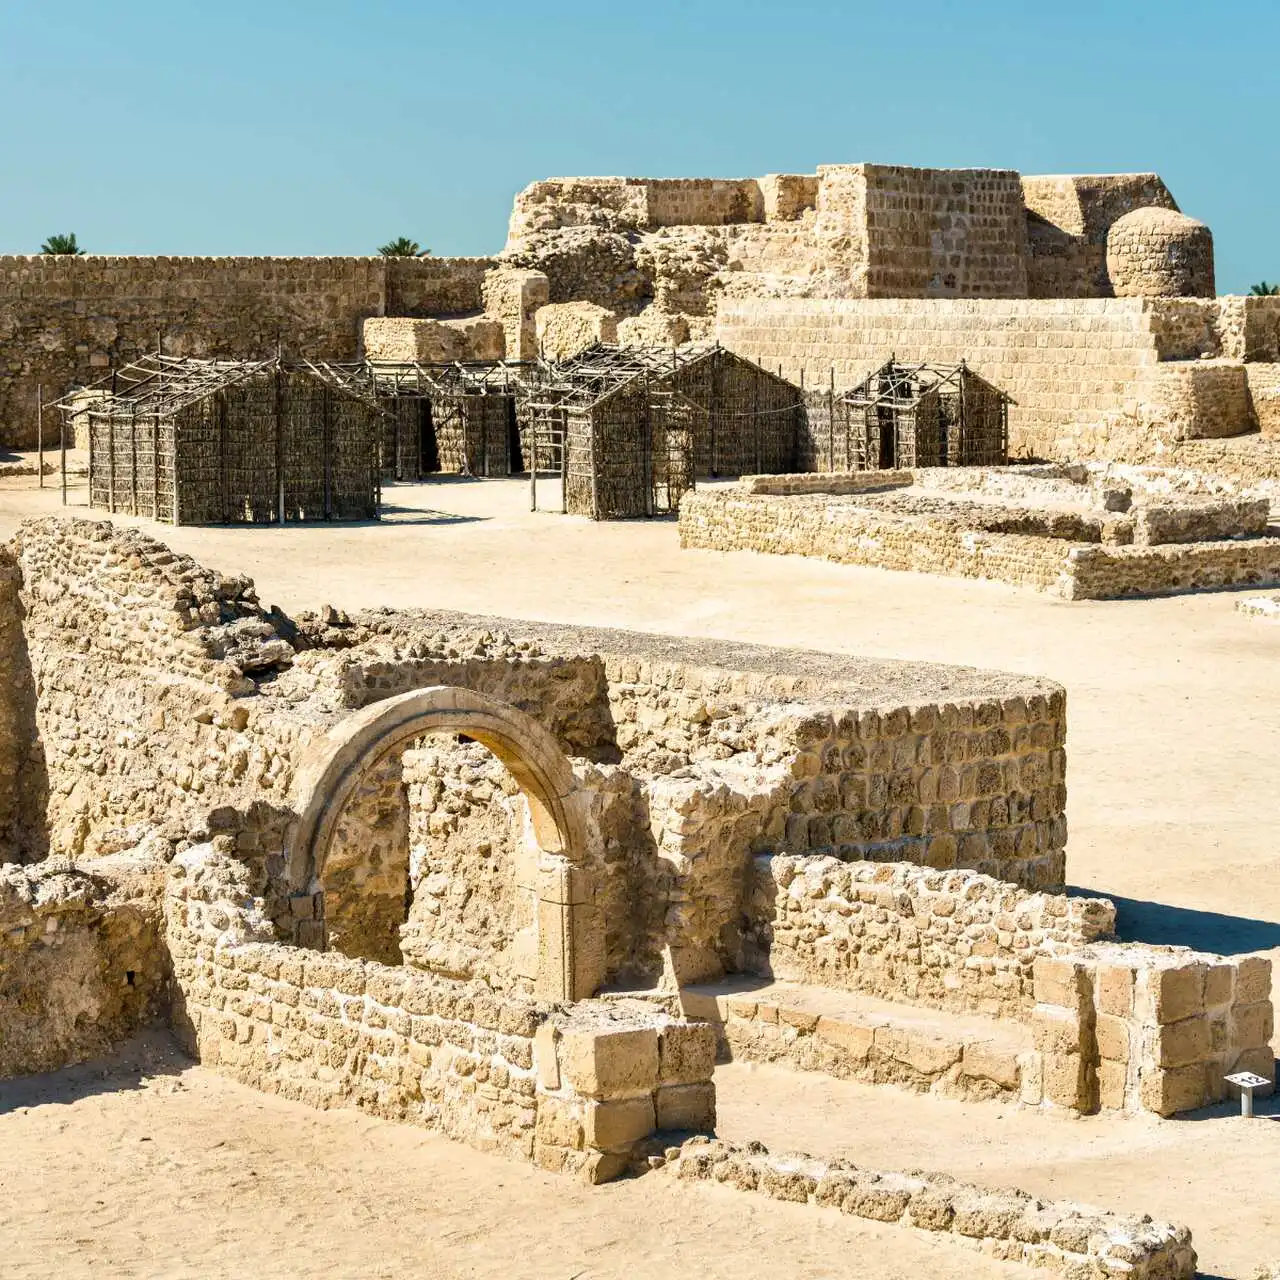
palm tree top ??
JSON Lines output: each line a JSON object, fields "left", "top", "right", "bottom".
{"left": 41, "top": 232, "right": 85, "bottom": 256}
{"left": 377, "top": 236, "right": 430, "bottom": 258}
{"left": 1250, "top": 280, "right": 1280, "bottom": 296}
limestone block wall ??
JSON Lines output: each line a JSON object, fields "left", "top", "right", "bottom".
{"left": 0, "top": 852, "right": 168, "bottom": 1078}
{"left": 362, "top": 315, "right": 505, "bottom": 363}
{"left": 1031, "top": 948, "right": 1273, "bottom": 1116}
{"left": 744, "top": 854, "right": 1113, "bottom": 1021}
{"left": 481, "top": 267, "right": 550, "bottom": 360}
{"left": 534, "top": 301, "right": 618, "bottom": 360}
{"left": 835, "top": 164, "right": 1029, "bottom": 299}
{"left": 0, "top": 254, "right": 494, "bottom": 448}
{"left": 715, "top": 297, "right": 1267, "bottom": 460}
{"left": 1021, "top": 173, "right": 1178, "bottom": 298}
{"left": 166, "top": 844, "right": 715, "bottom": 1182}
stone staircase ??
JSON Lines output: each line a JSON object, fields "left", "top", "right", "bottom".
{"left": 680, "top": 977, "right": 1040, "bottom": 1106}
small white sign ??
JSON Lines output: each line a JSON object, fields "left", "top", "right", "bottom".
{"left": 1225, "top": 1071, "right": 1270, "bottom": 1089}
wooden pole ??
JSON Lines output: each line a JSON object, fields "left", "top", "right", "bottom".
{"left": 60, "top": 401, "right": 67, "bottom": 506}
{"left": 108, "top": 414, "right": 116, "bottom": 513}
{"left": 37, "top": 386, "right": 44, "bottom": 488}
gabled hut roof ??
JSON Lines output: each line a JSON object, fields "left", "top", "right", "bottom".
{"left": 536, "top": 341, "right": 798, "bottom": 411}
{"left": 841, "top": 359, "right": 1011, "bottom": 411}
{"left": 53, "top": 354, "right": 390, "bottom": 421}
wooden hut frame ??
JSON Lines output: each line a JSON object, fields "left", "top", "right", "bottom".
{"left": 841, "top": 359, "right": 1009, "bottom": 470}
{"left": 525, "top": 343, "right": 803, "bottom": 518}
{"left": 331, "top": 360, "right": 530, "bottom": 481}
{"left": 55, "top": 354, "right": 382, "bottom": 525}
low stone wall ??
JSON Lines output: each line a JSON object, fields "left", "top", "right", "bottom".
{"left": 678, "top": 487, "right": 1280, "bottom": 599}
{"left": 744, "top": 855, "right": 1112, "bottom": 1020}
{"left": 0, "top": 851, "right": 168, "bottom": 1078}
{"left": 661, "top": 1137, "right": 1196, "bottom": 1279}
{"left": 1032, "top": 947, "right": 1274, "bottom": 1116}
{"left": 166, "top": 844, "right": 716, "bottom": 1182}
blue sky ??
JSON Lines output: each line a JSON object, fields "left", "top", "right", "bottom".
{"left": 1, "top": 0, "right": 1276, "bottom": 291}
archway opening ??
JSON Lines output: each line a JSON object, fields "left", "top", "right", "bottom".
{"left": 286, "top": 686, "right": 603, "bottom": 1001}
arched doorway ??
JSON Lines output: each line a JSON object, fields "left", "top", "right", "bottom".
{"left": 286, "top": 686, "right": 603, "bottom": 1001}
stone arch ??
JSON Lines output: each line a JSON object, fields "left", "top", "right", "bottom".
{"left": 287, "top": 686, "right": 603, "bottom": 1000}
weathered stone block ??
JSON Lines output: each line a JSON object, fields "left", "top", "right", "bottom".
{"left": 1231, "top": 1001, "right": 1274, "bottom": 1050}
{"left": 1032, "top": 1008, "right": 1086, "bottom": 1057}
{"left": 815, "top": 1015, "right": 876, "bottom": 1062}
{"left": 1097, "top": 1058, "right": 1129, "bottom": 1110}
{"left": 1042, "top": 1052, "right": 1090, "bottom": 1110}
{"left": 1095, "top": 1013, "right": 1130, "bottom": 1063}
{"left": 1096, "top": 963, "right": 1135, "bottom": 1018}
{"left": 1236, "top": 955, "right": 1272, "bottom": 1006}
{"left": 961, "top": 1041, "right": 1020, "bottom": 1090}
{"left": 1139, "top": 1065, "right": 1206, "bottom": 1117}
{"left": 583, "top": 1095, "right": 655, "bottom": 1151}
{"left": 556, "top": 1025, "right": 659, "bottom": 1099}
{"left": 658, "top": 1021, "right": 716, "bottom": 1085}
{"left": 655, "top": 1082, "right": 716, "bottom": 1132}
{"left": 1033, "top": 956, "right": 1090, "bottom": 1011}
{"left": 1156, "top": 1015, "right": 1210, "bottom": 1068}
{"left": 1139, "top": 963, "right": 1206, "bottom": 1025}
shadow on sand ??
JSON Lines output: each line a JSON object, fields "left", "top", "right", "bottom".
{"left": 1070, "top": 887, "right": 1280, "bottom": 956}
{"left": 0, "top": 1028, "right": 190, "bottom": 1116}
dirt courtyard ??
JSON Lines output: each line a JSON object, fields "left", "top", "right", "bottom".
{"left": 2, "top": 470, "right": 1279, "bottom": 1278}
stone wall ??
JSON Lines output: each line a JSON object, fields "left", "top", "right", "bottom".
{"left": 0, "top": 549, "right": 46, "bottom": 861}
{"left": 166, "top": 843, "right": 715, "bottom": 1182}
{"left": 678, "top": 486, "right": 1280, "bottom": 600}
{"left": 361, "top": 315, "right": 504, "bottom": 363}
{"left": 4, "top": 521, "right": 1069, "bottom": 992}
{"left": 1031, "top": 948, "right": 1273, "bottom": 1116}
{"left": 744, "top": 854, "right": 1112, "bottom": 1020}
{"left": 0, "top": 850, "right": 168, "bottom": 1077}
{"left": 662, "top": 1137, "right": 1196, "bottom": 1279}
{"left": 717, "top": 296, "right": 1213, "bottom": 460}
{"left": 0, "top": 254, "right": 494, "bottom": 447}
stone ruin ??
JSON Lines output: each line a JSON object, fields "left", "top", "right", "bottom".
{"left": 6, "top": 159, "right": 1280, "bottom": 508}
{"left": 680, "top": 463, "right": 1280, "bottom": 598}
{"left": 0, "top": 516, "right": 1271, "bottom": 1276}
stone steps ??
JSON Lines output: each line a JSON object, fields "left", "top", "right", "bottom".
{"left": 680, "top": 977, "right": 1040, "bottom": 1106}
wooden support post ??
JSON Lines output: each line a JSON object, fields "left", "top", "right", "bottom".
{"left": 829, "top": 367, "right": 836, "bottom": 471}
{"left": 37, "top": 385, "right": 44, "bottom": 488}
{"left": 108, "top": 414, "right": 116, "bottom": 513}
{"left": 152, "top": 412, "right": 160, "bottom": 518}
{"left": 275, "top": 367, "right": 285, "bottom": 525}
{"left": 60, "top": 401, "right": 67, "bottom": 507}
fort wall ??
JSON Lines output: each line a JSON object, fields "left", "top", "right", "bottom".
{"left": 0, "top": 254, "right": 494, "bottom": 448}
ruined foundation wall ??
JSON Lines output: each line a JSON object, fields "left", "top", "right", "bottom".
{"left": 0, "top": 254, "right": 494, "bottom": 448}
{"left": 0, "top": 550, "right": 47, "bottom": 861}
{"left": 0, "top": 853, "right": 168, "bottom": 1078}
{"left": 745, "top": 854, "right": 1112, "bottom": 1020}
{"left": 167, "top": 844, "right": 716, "bottom": 1181}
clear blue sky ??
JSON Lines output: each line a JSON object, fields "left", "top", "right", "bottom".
{"left": 1, "top": 0, "right": 1275, "bottom": 292}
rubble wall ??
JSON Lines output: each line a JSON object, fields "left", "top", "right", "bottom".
{"left": 745, "top": 854, "right": 1112, "bottom": 1020}
{"left": 0, "top": 853, "right": 168, "bottom": 1078}
{"left": 166, "top": 844, "right": 715, "bottom": 1182}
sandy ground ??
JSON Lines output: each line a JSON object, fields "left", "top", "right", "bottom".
{"left": 2, "top": 469, "right": 1280, "bottom": 1276}
{"left": 0, "top": 1034, "right": 1023, "bottom": 1280}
